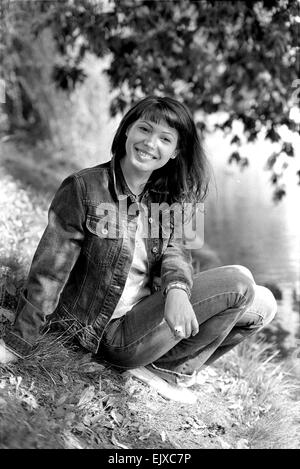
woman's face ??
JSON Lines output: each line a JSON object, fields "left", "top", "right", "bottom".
{"left": 124, "top": 118, "right": 179, "bottom": 177}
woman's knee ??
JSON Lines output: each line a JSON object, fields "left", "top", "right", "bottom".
{"left": 222, "top": 265, "right": 256, "bottom": 305}
{"left": 225, "top": 265, "right": 255, "bottom": 282}
{"left": 254, "top": 285, "right": 277, "bottom": 326}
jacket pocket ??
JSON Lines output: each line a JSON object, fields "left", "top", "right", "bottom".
{"left": 85, "top": 211, "right": 121, "bottom": 267}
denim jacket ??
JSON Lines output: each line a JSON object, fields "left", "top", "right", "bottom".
{"left": 4, "top": 157, "right": 193, "bottom": 358}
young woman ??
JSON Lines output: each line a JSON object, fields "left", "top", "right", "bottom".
{"left": 0, "top": 96, "right": 277, "bottom": 402}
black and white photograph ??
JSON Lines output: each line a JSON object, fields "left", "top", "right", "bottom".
{"left": 0, "top": 0, "right": 299, "bottom": 452}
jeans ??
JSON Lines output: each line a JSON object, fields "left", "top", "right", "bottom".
{"left": 98, "top": 265, "right": 277, "bottom": 379}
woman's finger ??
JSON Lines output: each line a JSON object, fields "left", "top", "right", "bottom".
{"left": 191, "top": 316, "right": 199, "bottom": 336}
{"left": 173, "top": 325, "right": 185, "bottom": 339}
{"left": 185, "top": 322, "right": 192, "bottom": 339}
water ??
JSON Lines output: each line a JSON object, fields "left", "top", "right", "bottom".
{"left": 203, "top": 124, "right": 300, "bottom": 349}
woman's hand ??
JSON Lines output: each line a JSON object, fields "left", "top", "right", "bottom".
{"left": 164, "top": 289, "right": 199, "bottom": 339}
{"left": 0, "top": 339, "right": 18, "bottom": 364}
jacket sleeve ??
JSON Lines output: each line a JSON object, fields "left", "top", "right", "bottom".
{"left": 160, "top": 238, "right": 193, "bottom": 298}
{"left": 3, "top": 174, "right": 86, "bottom": 358}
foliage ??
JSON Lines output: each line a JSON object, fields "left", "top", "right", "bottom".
{"left": 1, "top": 0, "right": 299, "bottom": 200}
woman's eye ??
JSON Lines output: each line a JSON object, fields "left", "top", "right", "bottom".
{"left": 161, "top": 137, "right": 171, "bottom": 143}
{"left": 139, "top": 126, "right": 149, "bottom": 132}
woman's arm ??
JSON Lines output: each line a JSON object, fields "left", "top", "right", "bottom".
{"left": 1, "top": 175, "right": 86, "bottom": 361}
{"left": 161, "top": 239, "right": 198, "bottom": 338}
{"left": 161, "top": 237, "right": 193, "bottom": 297}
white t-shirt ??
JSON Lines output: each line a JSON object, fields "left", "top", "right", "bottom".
{"left": 110, "top": 207, "right": 151, "bottom": 320}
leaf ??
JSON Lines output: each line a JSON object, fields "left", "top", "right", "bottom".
{"left": 59, "top": 371, "right": 69, "bottom": 384}
{"left": 139, "top": 431, "right": 151, "bottom": 441}
{"left": 77, "top": 385, "right": 95, "bottom": 407}
{"left": 228, "top": 151, "right": 241, "bottom": 165}
{"left": 0, "top": 380, "right": 6, "bottom": 389}
{"left": 110, "top": 409, "right": 123, "bottom": 425}
{"left": 5, "top": 282, "right": 17, "bottom": 296}
{"left": 81, "top": 362, "right": 105, "bottom": 373}
{"left": 0, "top": 307, "right": 15, "bottom": 323}
{"left": 56, "top": 394, "right": 69, "bottom": 406}
{"left": 21, "top": 391, "right": 39, "bottom": 410}
{"left": 111, "top": 432, "right": 130, "bottom": 449}
{"left": 236, "top": 438, "right": 249, "bottom": 449}
{"left": 281, "top": 142, "right": 294, "bottom": 157}
{"left": 218, "top": 437, "right": 232, "bottom": 449}
{"left": 15, "top": 376, "right": 22, "bottom": 392}
{"left": 63, "top": 430, "right": 84, "bottom": 449}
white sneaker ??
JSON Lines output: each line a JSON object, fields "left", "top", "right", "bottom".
{"left": 125, "top": 366, "right": 198, "bottom": 404}
{"left": 148, "top": 363, "right": 198, "bottom": 388}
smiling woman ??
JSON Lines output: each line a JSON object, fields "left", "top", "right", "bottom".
{"left": 0, "top": 96, "right": 277, "bottom": 404}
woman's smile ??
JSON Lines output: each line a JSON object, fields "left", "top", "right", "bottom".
{"left": 134, "top": 147, "right": 157, "bottom": 161}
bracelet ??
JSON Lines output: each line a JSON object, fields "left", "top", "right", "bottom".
{"left": 164, "top": 282, "right": 191, "bottom": 299}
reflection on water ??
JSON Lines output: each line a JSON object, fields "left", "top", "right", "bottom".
{"left": 204, "top": 128, "right": 300, "bottom": 349}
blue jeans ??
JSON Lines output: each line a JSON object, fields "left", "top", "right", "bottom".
{"left": 98, "top": 265, "right": 277, "bottom": 379}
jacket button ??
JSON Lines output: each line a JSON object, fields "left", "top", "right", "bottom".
{"left": 149, "top": 217, "right": 153, "bottom": 223}
{"left": 152, "top": 246, "right": 158, "bottom": 254}
{"left": 101, "top": 228, "right": 108, "bottom": 235}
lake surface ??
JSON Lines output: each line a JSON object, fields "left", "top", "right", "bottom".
{"left": 203, "top": 125, "right": 300, "bottom": 349}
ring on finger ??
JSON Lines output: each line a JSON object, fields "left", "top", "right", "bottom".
{"left": 174, "top": 326, "right": 184, "bottom": 336}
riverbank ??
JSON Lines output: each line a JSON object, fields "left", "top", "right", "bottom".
{"left": 0, "top": 137, "right": 299, "bottom": 449}
{"left": 0, "top": 329, "right": 299, "bottom": 449}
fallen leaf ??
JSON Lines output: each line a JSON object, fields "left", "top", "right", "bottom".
{"left": 111, "top": 432, "right": 130, "bottom": 449}
{"left": 77, "top": 385, "right": 95, "bottom": 407}
{"left": 81, "top": 362, "right": 105, "bottom": 373}
{"left": 139, "top": 431, "right": 151, "bottom": 441}
{"left": 0, "top": 379, "right": 6, "bottom": 389}
{"left": 236, "top": 438, "right": 249, "bottom": 449}
{"left": 218, "top": 437, "right": 232, "bottom": 449}
{"left": 56, "top": 394, "right": 69, "bottom": 406}
{"left": 5, "top": 282, "right": 17, "bottom": 296}
{"left": 102, "top": 395, "right": 116, "bottom": 410}
{"left": 0, "top": 307, "right": 15, "bottom": 323}
{"left": 15, "top": 376, "right": 22, "bottom": 392}
{"left": 63, "top": 430, "right": 84, "bottom": 449}
{"left": 110, "top": 409, "right": 123, "bottom": 425}
{"left": 83, "top": 414, "right": 92, "bottom": 425}
{"left": 59, "top": 371, "right": 69, "bottom": 384}
{"left": 89, "top": 413, "right": 104, "bottom": 425}
{"left": 21, "top": 391, "right": 38, "bottom": 410}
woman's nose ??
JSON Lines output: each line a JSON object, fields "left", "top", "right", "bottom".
{"left": 144, "top": 135, "right": 156, "bottom": 148}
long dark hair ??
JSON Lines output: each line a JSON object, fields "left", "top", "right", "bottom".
{"left": 111, "top": 96, "right": 210, "bottom": 204}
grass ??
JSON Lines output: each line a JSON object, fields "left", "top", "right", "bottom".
{"left": 0, "top": 325, "right": 299, "bottom": 449}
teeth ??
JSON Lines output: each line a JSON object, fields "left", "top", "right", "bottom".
{"left": 137, "top": 150, "right": 155, "bottom": 159}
